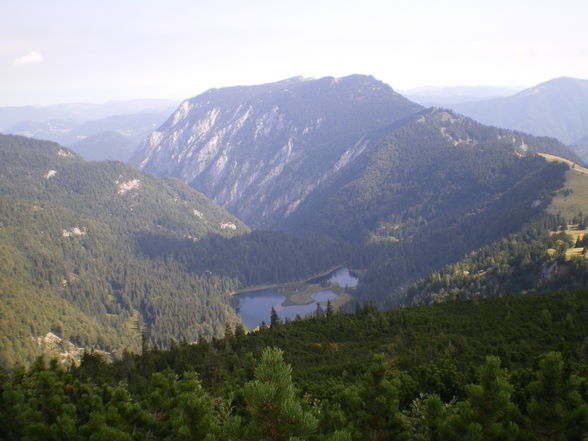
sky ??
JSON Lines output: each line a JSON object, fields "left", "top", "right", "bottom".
{"left": 2, "top": 0, "right": 588, "bottom": 106}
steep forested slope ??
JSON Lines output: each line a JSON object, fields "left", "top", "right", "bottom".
{"left": 281, "top": 109, "right": 568, "bottom": 307}
{"left": 286, "top": 108, "right": 567, "bottom": 241}
{"left": 398, "top": 155, "right": 588, "bottom": 307}
{"left": 135, "top": 76, "right": 575, "bottom": 308}
{"left": 0, "top": 134, "right": 362, "bottom": 366}
{"left": 0, "top": 134, "right": 249, "bottom": 366}
{"left": 404, "top": 219, "right": 588, "bottom": 305}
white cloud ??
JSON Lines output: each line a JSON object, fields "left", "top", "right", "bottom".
{"left": 13, "top": 51, "right": 43, "bottom": 65}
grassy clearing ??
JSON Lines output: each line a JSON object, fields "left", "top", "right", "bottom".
{"left": 541, "top": 153, "right": 588, "bottom": 260}
{"left": 544, "top": 154, "right": 588, "bottom": 220}
{"left": 548, "top": 224, "right": 587, "bottom": 260}
{"left": 539, "top": 153, "right": 588, "bottom": 174}
{"left": 562, "top": 225, "right": 588, "bottom": 260}
{"left": 126, "top": 309, "right": 141, "bottom": 335}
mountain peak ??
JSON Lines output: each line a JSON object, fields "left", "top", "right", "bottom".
{"left": 516, "top": 76, "right": 588, "bottom": 98}
{"left": 134, "top": 75, "right": 422, "bottom": 225}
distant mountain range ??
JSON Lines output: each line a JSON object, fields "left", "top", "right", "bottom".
{"left": 402, "top": 85, "right": 521, "bottom": 106}
{"left": 448, "top": 77, "right": 588, "bottom": 156}
{"left": 0, "top": 99, "right": 177, "bottom": 162}
{"left": 69, "top": 131, "right": 137, "bottom": 162}
{"left": 572, "top": 135, "right": 588, "bottom": 161}
{"left": 0, "top": 99, "right": 177, "bottom": 130}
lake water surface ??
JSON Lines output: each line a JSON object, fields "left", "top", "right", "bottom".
{"left": 314, "top": 267, "right": 358, "bottom": 288}
{"left": 236, "top": 267, "right": 358, "bottom": 330}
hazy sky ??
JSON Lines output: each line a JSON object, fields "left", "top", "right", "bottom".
{"left": 2, "top": 0, "right": 588, "bottom": 106}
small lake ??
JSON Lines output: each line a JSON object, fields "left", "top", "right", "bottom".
{"left": 237, "top": 289, "right": 337, "bottom": 330}
{"left": 236, "top": 267, "right": 358, "bottom": 330}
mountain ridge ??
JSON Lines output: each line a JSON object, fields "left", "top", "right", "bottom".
{"left": 450, "top": 77, "right": 588, "bottom": 156}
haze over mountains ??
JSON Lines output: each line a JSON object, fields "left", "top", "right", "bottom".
{"left": 448, "top": 77, "right": 588, "bottom": 158}
{"left": 0, "top": 99, "right": 177, "bottom": 162}
{"left": 402, "top": 85, "right": 521, "bottom": 106}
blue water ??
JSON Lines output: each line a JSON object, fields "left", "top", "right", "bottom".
{"left": 326, "top": 267, "right": 358, "bottom": 288}
{"left": 236, "top": 289, "right": 337, "bottom": 330}
{"left": 236, "top": 267, "right": 359, "bottom": 329}
{"left": 310, "top": 267, "right": 359, "bottom": 288}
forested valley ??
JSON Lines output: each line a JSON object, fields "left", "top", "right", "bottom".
{"left": 0, "top": 134, "right": 362, "bottom": 365}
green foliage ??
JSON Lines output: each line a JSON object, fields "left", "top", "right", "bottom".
{"left": 137, "top": 229, "right": 353, "bottom": 288}
{"left": 289, "top": 109, "right": 565, "bottom": 243}
{"left": 227, "top": 347, "right": 318, "bottom": 441}
{"left": 3, "top": 290, "right": 588, "bottom": 440}
{"left": 526, "top": 352, "right": 588, "bottom": 440}
{"left": 405, "top": 217, "right": 588, "bottom": 306}
{"left": 441, "top": 356, "right": 521, "bottom": 441}
{"left": 334, "top": 353, "right": 403, "bottom": 441}
{"left": 287, "top": 109, "right": 570, "bottom": 308}
{"left": 403, "top": 393, "right": 450, "bottom": 441}
{"left": 0, "top": 134, "right": 363, "bottom": 366}
{"left": 0, "top": 134, "right": 249, "bottom": 365}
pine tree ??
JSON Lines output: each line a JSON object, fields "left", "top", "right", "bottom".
{"left": 326, "top": 300, "right": 334, "bottom": 318}
{"left": 526, "top": 352, "right": 588, "bottom": 440}
{"left": 270, "top": 307, "right": 281, "bottom": 328}
{"left": 360, "top": 354, "right": 405, "bottom": 441}
{"left": 404, "top": 393, "right": 450, "bottom": 441}
{"left": 441, "top": 356, "right": 521, "bottom": 441}
{"left": 227, "top": 347, "right": 317, "bottom": 441}
{"left": 333, "top": 353, "right": 405, "bottom": 441}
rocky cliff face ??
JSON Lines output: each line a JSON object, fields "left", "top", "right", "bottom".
{"left": 133, "top": 75, "right": 422, "bottom": 226}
